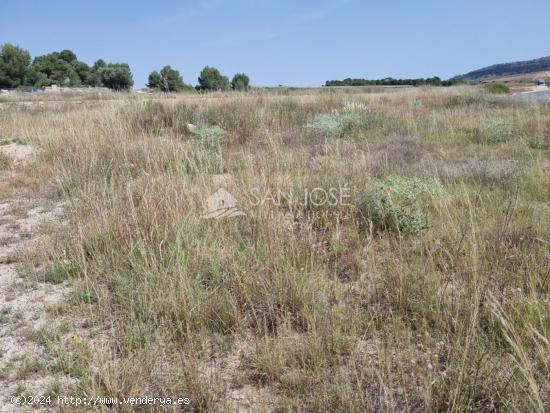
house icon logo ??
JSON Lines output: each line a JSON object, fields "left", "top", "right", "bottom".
{"left": 200, "top": 188, "right": 246, "bottom": 219}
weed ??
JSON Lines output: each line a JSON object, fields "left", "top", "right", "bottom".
{"left": 44, "top": 261, "right": 79, "bottom": 284}
{"left": 191, "top": 125, "right": 225, "bottom": 155}
{"left": 356, "top": 175, "right": 443, "bottom": 235}
{"left": 474, "top": 117, "right": 514, "bottom": 144}
{"left": 14, "top": 382, "right": 32, "bottom": 398}
{"left": 485, "top": 83, "right": 510, "bottom": 94}
{"left": 306, "top": 108, "right": 375, "bottom": 138}
{"left": 528, "top": 138, "right": 546, "bottom": 149}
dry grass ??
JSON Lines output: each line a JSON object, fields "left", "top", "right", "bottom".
{"left": 2, "top": 85, "right": 549, "bottom": 411}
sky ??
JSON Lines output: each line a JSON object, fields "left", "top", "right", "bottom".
{"left": 2, "top": 0, "right": 550, "bottom": 88}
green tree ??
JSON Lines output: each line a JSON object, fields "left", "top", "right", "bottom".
{"left": 58, "top": 49, "right": 77, "bottom": 64}
{"left": 231, "top": 73, "right": 250, "bottom": 91}
{"left": 0, "top": 43, "right": 31, "bottom": 89}
{"left": 147, "top": 66, "right": 186, "bottom": 91}
{"left": 160, "top": 65, "right": 185, "bottom": 91}
{"left": 87, "top": 59, "right": 107, "bottom": 87}
{"left": 98, "top": 63, "right": 133, "bottom": 90}
{"left": 92, "top": 59, "right": 106, "bottom": 71}
{"left": 197, "top": 66, "right": 230, "bottom": 91}
{"left": 147, "top": 70, "right": 162, "bottom": 89}
{"left": 31, "top": 53, "right": 80, "bottom": 86}
{"left": 24, "top": 68, "right": 49, "bottom": 88}
{"left": 73, "top": 61, "right": 92, "bottom": 85}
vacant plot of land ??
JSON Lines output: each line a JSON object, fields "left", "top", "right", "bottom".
{"left": 0, "top": 86, "right": 548, "bottom": 412}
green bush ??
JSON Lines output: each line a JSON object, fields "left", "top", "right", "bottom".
{"left": 45, "top": 261, "right": 79, "bottom": 284}
{"left": 356, "top": 176, "right": 443, "bottom": 235}
{"left": 306, "top": 107, "right": 375, "bottom": 138}
{"left": 528, "top": 138, "right": 546, "bottom": 150}
{"left": 485, "top": 83, "right": 510, "bottom": 94}
{"left": 474, "top": 117, "right": 514, "bottom": 144}
{"left": 191, "top": 125, "right": 225, "bottom": 155}
{"left": 306, "top": 113, "right": 345, "bottom": 136}
{"left": 357, "top": 193, "right": 426, "bottom": 235}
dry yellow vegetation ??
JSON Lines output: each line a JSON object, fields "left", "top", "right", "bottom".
{"left": 0, "top": 85, "right": 549, "bottom": 412}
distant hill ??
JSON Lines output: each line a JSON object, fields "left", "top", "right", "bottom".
{"left": 462, "top": 56, "right": 550, "bottom": 81}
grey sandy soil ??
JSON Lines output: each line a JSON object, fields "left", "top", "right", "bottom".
{"left": 0, "top": 144, "right": 73, "bottom": 411}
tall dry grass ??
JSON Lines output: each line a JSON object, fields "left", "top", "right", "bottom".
{"left": 1, "top": 85, "right": 549, "bottom": 411}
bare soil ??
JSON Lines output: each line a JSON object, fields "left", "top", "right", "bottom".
{"left": 0, "top": 144, "right": 73, "bottom": 411}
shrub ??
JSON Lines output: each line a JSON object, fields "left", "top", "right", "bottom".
{"left": 45, "top": 261, "right": 79, "bottom": 284}
{"left": 357, "top": 192, "right": 426, "bottom": 235}
{"left": 356, "top": 176, "right": 443, "bottom": 235}
{"left": 474, "top": 117, "right": 514, "bottom": 144}
{"left": 528, "top": 138, "right": 546, "bottom": 150}
{"left": 306, "top": 113, "right": 345, "bottom": 136}
{"left": 306, "top": 106, "right": 375, "bottom": 138}
{"left": 485, "top": 83, "right": 510, "bottom": 94}
{"left": 191, "top": 125, "right": 225, "bottom": 155}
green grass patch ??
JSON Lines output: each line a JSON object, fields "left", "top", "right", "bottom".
{"left": 485, "top": 83, "right": 510, "bottom": 94}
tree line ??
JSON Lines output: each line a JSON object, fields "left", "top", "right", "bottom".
{"left": 0, "top": 43, "right": 250, "bottom": 92}
{"left": 146, "top": 65, "right": 250, "bottom": 92}
{"left": 0, "top": 44, "right": 133, "bottom": 90}
{"left": 325, "top": 76, "right": 463, "bottom": 87}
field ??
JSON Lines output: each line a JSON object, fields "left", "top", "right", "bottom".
{"left": 0, "top": 86, "right": 549, "bottom": 412}
{"left": 484, "top": 71, "right": 550, "bottom": 83}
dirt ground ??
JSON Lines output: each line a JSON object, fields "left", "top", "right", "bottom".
{"left": 0, "top": 144, "right": 73, "bottom": 412}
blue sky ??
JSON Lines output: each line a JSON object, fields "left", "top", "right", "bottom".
{"left": 2, "top": 0, "right": 550, "bottom": 87}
